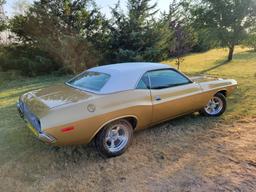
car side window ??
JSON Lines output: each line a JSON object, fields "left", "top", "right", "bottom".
{"left": 136, "top": 74, "right": 150, "bottom": 89}
{"left": 148, "top": 69, "right": 191, "bottom": 89}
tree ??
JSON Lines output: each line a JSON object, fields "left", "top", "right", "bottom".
{"left": 165, "top": 1, "right": 196, "bottom": 69}
{"left": 12, "top": 0, "right": 30, "bottom": 16}
{"left": 9, "top": 0, "right": 107, "bottom": 73}
{"left": 0, "top": 0, "right": 6, "bottom": 31}
{"left": 106, "top": 0, "right": 162, "bottom": 63}
{"left": 191, "top": 0, "right": 256, "bottom": 61}
{"left": 0, "top": 0, "right": 9, "bottom": 45}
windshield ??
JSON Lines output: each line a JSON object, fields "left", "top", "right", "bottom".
{"left": 66, "top": 71, "right": 110, "bottom": 92}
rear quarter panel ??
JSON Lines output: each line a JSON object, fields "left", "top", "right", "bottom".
{"left": 43, "top": 90, "right": 152, "bottom": 145}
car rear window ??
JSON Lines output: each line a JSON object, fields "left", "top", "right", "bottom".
{"left": 67, "top": 71, "right": 110, "bottom": 92}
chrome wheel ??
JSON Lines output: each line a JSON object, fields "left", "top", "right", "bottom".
{"left": 96, "top": 119, "right": 133, "bottom": 157}
{"left": 204, "top": 96, "right": 223, "bottom": 115}
{"left": 104, "top": 123, "right": 129, "bottom": 153}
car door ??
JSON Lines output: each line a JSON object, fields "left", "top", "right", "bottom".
{"left": 147, "top": 69, "right": 204, "bottom": 123}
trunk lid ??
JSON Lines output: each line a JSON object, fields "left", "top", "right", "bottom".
{"left": 21, "top": 84, "right": 93, "bottom": 117}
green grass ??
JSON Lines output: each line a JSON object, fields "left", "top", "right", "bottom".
{"left": 163, "top": 46, "right": 256, "bottom": 118}
{"left": 0, "top": 75, "right": 71, "bottom": 165}
{"left": 0, "top": 47, "right": 255, "bottom": 161}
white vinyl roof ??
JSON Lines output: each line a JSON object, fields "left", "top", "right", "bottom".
{"left": 87, "top": 62, "right": 172, "bottom": 94}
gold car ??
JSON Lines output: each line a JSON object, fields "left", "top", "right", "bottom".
{"left": 17, "top": 63, "right": 237, "bottom": 157}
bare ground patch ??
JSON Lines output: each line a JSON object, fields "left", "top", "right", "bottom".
{"left": 0, "top": 114, "right": 255, "bottom": 192}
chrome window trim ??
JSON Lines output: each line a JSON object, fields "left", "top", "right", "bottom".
{"left": 66, "top": 71, "right": 111, "bottom": 93}
{"left": 136, "top": 68, "right": 193, "bottom": 90}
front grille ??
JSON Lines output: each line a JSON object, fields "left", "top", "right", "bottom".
{"left": 19, "top": 101, "right": 41, "bottom": 132}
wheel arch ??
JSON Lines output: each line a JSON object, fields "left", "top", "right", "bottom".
{"left": 89, "top": 115, "right": 138, "bottom": 143}
{"left": 216, "top": 89, "right": 227, "bottom": 97}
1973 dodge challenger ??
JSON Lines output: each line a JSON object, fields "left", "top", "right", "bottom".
{"left": 17, "top": 63, "right": 237, "bottom": 157}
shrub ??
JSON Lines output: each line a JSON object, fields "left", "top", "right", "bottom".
{"left": 0, "top": 46, "right": 59, "bottom": 76}
{"left": 243, "top": 34, "right": 256, "bottom": 52}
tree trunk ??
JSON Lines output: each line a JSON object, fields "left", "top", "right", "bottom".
{"left": 176, "top": 57, "right": 180, "bottom": 70}
{"left": 228, "top": 45, "right": 235, "bottom": 61}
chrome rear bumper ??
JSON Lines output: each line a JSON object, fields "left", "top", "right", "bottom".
{"left": 16, "top": 101, "right": 56, "bottom": 144}
{"left": 38, "top": 132, "right": 56, "bottom": 144}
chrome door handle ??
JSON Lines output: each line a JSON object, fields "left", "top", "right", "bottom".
{"left": 155, "top": 96, "right": 162, "bottom": 101}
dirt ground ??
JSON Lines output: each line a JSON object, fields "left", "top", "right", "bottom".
{"left": 0, "top": 114, "right": 255, "bottom": 192}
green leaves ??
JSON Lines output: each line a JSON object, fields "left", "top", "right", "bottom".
{"left": 191, "top": 0, "right": 256, "bottom": 60}
{"left": 8, "top": 0, "right": 106, "bottom": 73}
{"left": 106, "top": 0, "right": 162, "bottom": 63}
{"left": 4, "top": 0, "right": 256, "bottom": 76}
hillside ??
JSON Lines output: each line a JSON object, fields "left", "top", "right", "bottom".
{"left": 164, "top": 46, "right": 256, "bottom": 118}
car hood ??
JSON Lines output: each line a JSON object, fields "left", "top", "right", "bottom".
{"left": 21, "top": 84, "right": 93, "bottom": 118}
{"left": 190, "top": 75, "right": 222, "bottom": 83}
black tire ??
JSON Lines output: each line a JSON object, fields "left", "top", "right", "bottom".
{"left": 200, "top": 92, "right": 227, "bottom": 117}
{"left": 95, "top": 119, "right": 133, "bottom": 157}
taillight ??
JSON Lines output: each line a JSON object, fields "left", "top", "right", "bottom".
{"left": 61, "top": 126, "right": 75, "bottom": 133}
